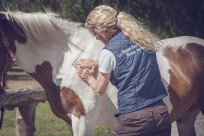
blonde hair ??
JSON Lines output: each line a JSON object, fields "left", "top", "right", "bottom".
{"left": 85, "top": 5, "right": 160, "bottom": 52}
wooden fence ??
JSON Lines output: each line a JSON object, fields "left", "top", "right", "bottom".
{"left": 0, "top": 87, "right": 47, "bottom": 136}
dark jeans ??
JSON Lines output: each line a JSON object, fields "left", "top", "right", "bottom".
{"left": 111, "top": 100, "right": 171, "bottom": 136}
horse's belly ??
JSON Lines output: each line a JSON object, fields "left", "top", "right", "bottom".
{"left": 95, "top": 93, "right": 117, "bottom": 127}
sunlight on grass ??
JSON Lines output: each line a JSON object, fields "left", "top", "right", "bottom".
{"left": 0, "top": 101, "right": 112, "bottom": 136}
{"left": 35, "top": 102, "right": 72, "bottom": 136}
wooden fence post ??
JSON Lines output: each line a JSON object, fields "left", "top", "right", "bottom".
{"left": 0, "top": 87, "right": 47, "bottom": 135}
{"left": 15, "top": 101, "right": 36, "bottom": 136}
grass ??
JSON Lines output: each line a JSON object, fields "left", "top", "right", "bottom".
{"left": 0, "top": 102, "right": 112, "bottom": 136}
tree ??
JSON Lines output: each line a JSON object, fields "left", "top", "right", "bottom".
{"left": 0, "top": 0, "right": 204, "bottom": 39}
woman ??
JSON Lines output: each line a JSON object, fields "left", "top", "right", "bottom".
{"left": 74, "top": 5, "right": 171, "bottom": 136}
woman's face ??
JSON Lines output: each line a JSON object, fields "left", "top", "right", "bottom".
{"left": 91, "top": 30, "right": 107, "bottom": 45}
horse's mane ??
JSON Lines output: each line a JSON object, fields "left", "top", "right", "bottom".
{"left": 0, "top": 10, "right": 83, "bottom": 46}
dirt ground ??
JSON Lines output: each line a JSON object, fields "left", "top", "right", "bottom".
{"left": 7, "top": 80, "right": 41, "bottom": 89}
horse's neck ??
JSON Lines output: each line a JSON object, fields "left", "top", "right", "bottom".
{"left": 14, "top": 28, "right": 103, "bottom": 85}
{"left": 14, "top": 28, "right": 111, "bottom": 116}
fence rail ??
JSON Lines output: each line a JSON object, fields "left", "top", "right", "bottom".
{"left": 0, "top": 87, "right": 47, "bottom": 136}
{"left": 0, "top": 87, "right": 47, "bottom": 110}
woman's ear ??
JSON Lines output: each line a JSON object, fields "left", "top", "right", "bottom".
{"left": 102, "top": 30, "right": 107, "bottom": 36}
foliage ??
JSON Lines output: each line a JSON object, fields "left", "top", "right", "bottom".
{"left": 0, "top": 0, "right": 203, "bottom": 39}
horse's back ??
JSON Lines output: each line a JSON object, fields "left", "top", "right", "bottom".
{"left": 159, "top": 36, "right": 204, "bottom": 47}
{"left": 157, "top": 36, "right": 204, "bottom": 121}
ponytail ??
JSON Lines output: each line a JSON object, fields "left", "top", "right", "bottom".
{"left": 86, "top": 5, "right": 161, "bottom": 52}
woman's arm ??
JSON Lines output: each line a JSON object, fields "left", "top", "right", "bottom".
{"left": 88, "top": 72, "right": 111, "bottom": 96}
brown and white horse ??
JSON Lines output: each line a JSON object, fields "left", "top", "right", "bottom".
{"left": 0, "top": 11, "right": 203, "bottom": 136}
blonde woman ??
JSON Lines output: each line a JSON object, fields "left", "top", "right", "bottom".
{"left": 74, "top": 5, "right": 171, "bottom": 136}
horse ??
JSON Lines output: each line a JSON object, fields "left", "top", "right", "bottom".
{"left": 0, "top": 10, "right": 203, "bottom": 136}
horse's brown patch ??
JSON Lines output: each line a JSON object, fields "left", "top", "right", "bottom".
{"left": 164, "top": 43, "right": 204, "bottom": 121}
{"left": 60, "top": 88, "right": 85, "bottom": 118}
{"left": 29, "top": 62, "right": 85, "bottom": 126}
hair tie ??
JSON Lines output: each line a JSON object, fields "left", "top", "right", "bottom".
{"left": 115, "top": 12, "right": 119, "bottom": 18}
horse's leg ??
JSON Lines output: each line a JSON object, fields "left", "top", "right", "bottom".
{"left": 196, "top": 86, "right": 204, "bottom": 115}
{"left": 70, "top": 112, "right": 100, "bottom": 136}
{"left": 66, "top": 123, "right": 73, "bottom": 135}
{"left": 71, "top": 115, "right": 86, "bottom": 136}
{"left": 59, "top": 87, "right": 101, "bottom": 136}
{"left": 176, "top": 105, "right": 200, "bottom": 136}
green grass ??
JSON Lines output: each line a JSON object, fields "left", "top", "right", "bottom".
{"left": 0, "top": 107, "right": 16, "bottom": 136}
{"left": 0, "top": 102, "right": 112, "bottom": 136}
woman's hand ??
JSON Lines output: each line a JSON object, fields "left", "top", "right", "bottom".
{"left": 73, "top": 58, "right": 111, "bottom": 96}
{"left": 73, "top": 59, "right": 97, "bottom": 83}
{"left": 74, "top": 59, "right": 98, "bottom": 70}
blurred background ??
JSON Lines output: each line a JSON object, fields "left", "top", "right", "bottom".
{"left": 0, "top": 0, "right": 204, "bottom": 136}
{"left": 1, "top": 0, "right": 204, "bottom": 39}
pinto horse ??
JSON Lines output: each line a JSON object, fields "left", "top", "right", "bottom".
{"left": 0, "top": 11, "right": 204, "bottom": 136}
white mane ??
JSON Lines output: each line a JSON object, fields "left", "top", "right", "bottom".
{"left": 0, "top": 10, "right": 83, "bottom": 46}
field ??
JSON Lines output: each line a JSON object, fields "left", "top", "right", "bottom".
{"left": 0, "top": 101, "right": 112, "bottom": 136}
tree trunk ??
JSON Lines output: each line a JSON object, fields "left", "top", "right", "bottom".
{"left": 15, "top": 101, "right": 36, "bottom": 136}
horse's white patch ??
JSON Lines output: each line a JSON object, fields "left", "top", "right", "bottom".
{"left": 56, "top": 29, "right": 104, "bottom": 116}
{"left": 68, "top": 111, "right": 101, "bottom": 136}
{"left": 71, "top": 115, "right": 86, "bottom": 136}
{"left": 156, "top": 51, "right": 173, "bottom": 113}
